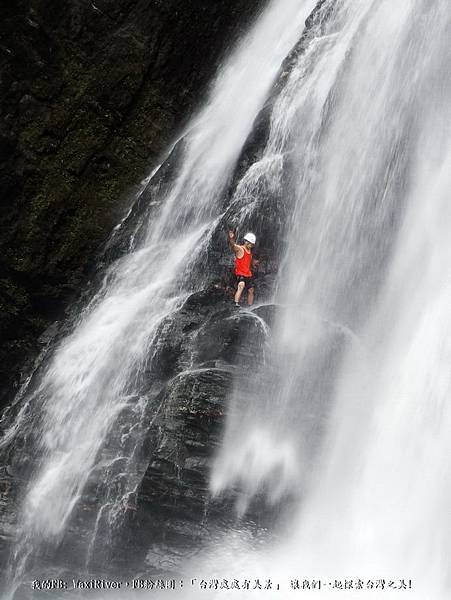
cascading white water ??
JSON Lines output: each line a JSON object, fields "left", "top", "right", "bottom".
{"left": 200, "top": 0, "right": 451, "bottom": 598}
{"left": 0, "top": 0, "right": 317, "bottom": 595}
{"left": 212, "top": 0, "right": 392, "bottom": 508}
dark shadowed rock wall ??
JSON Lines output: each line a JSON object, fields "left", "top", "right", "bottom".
{"left": 0, "top": 0, "right": 265, "bottom": 404}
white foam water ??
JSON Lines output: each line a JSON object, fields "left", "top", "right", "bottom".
{"left": 207, "top": 1, "right": 451, "bottom": 598}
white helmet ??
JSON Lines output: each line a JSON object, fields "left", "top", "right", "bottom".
{"left": 243, "top": 232, "right": 256, "bottom": 245}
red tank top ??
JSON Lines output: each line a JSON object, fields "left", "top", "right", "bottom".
{"left": 235, "top": 247, "right": 252, "bottom": 277}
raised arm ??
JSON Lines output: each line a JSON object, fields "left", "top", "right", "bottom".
{"left": 227, "top": 231, "right": 243, "bottom": 257}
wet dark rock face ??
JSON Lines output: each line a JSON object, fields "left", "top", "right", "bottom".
{"left": 0, "top": 288, "right": 276, "bottom": 592}
{"left": 127, "top": 293, "right": 271, "bottom": 575}
{"left": 138, "top": 295, "right": 272, "bottom": 559}
{"left": 0, "top": 0, "right": 265, "bottom": 406}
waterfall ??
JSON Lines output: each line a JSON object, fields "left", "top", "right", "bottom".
{"left": 2, "top": 0, "right": 450, "bottom": 598}
{"left": 0, "top": 0, "right": 316, "bottom": 596}
{"left": 203, "top": 0, "right": 451, "bottom": 598}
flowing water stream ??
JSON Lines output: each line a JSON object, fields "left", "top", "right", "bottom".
{"left": 1, "top": 0, "right": 450, "bottom": 598}
{"left": 203, "top": 1, "right": 451, "bottom": 598}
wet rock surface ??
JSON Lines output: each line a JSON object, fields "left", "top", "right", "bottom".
{"left": 0, "top": 0, "right": 265, "bottom": 406}
{"left": 0, "top": 287, "right": 277, "bottom": 590}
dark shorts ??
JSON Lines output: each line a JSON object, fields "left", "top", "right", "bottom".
{"left": 235, "top": 275, "right": 255, "bottom": 289}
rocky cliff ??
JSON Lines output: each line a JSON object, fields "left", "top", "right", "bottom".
{"left": 0, "top": 0, "right": 264, "bottom": 405}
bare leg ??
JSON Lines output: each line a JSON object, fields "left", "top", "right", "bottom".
{"left": 247, "top": 287, "right": 254, "bottom": 306}
{"left": 235, "top": 281, "right": 245, "bottom": 304}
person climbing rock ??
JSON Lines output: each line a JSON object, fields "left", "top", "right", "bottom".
{"left": 228, "top": 230, "right": 256, "bottom": 306}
